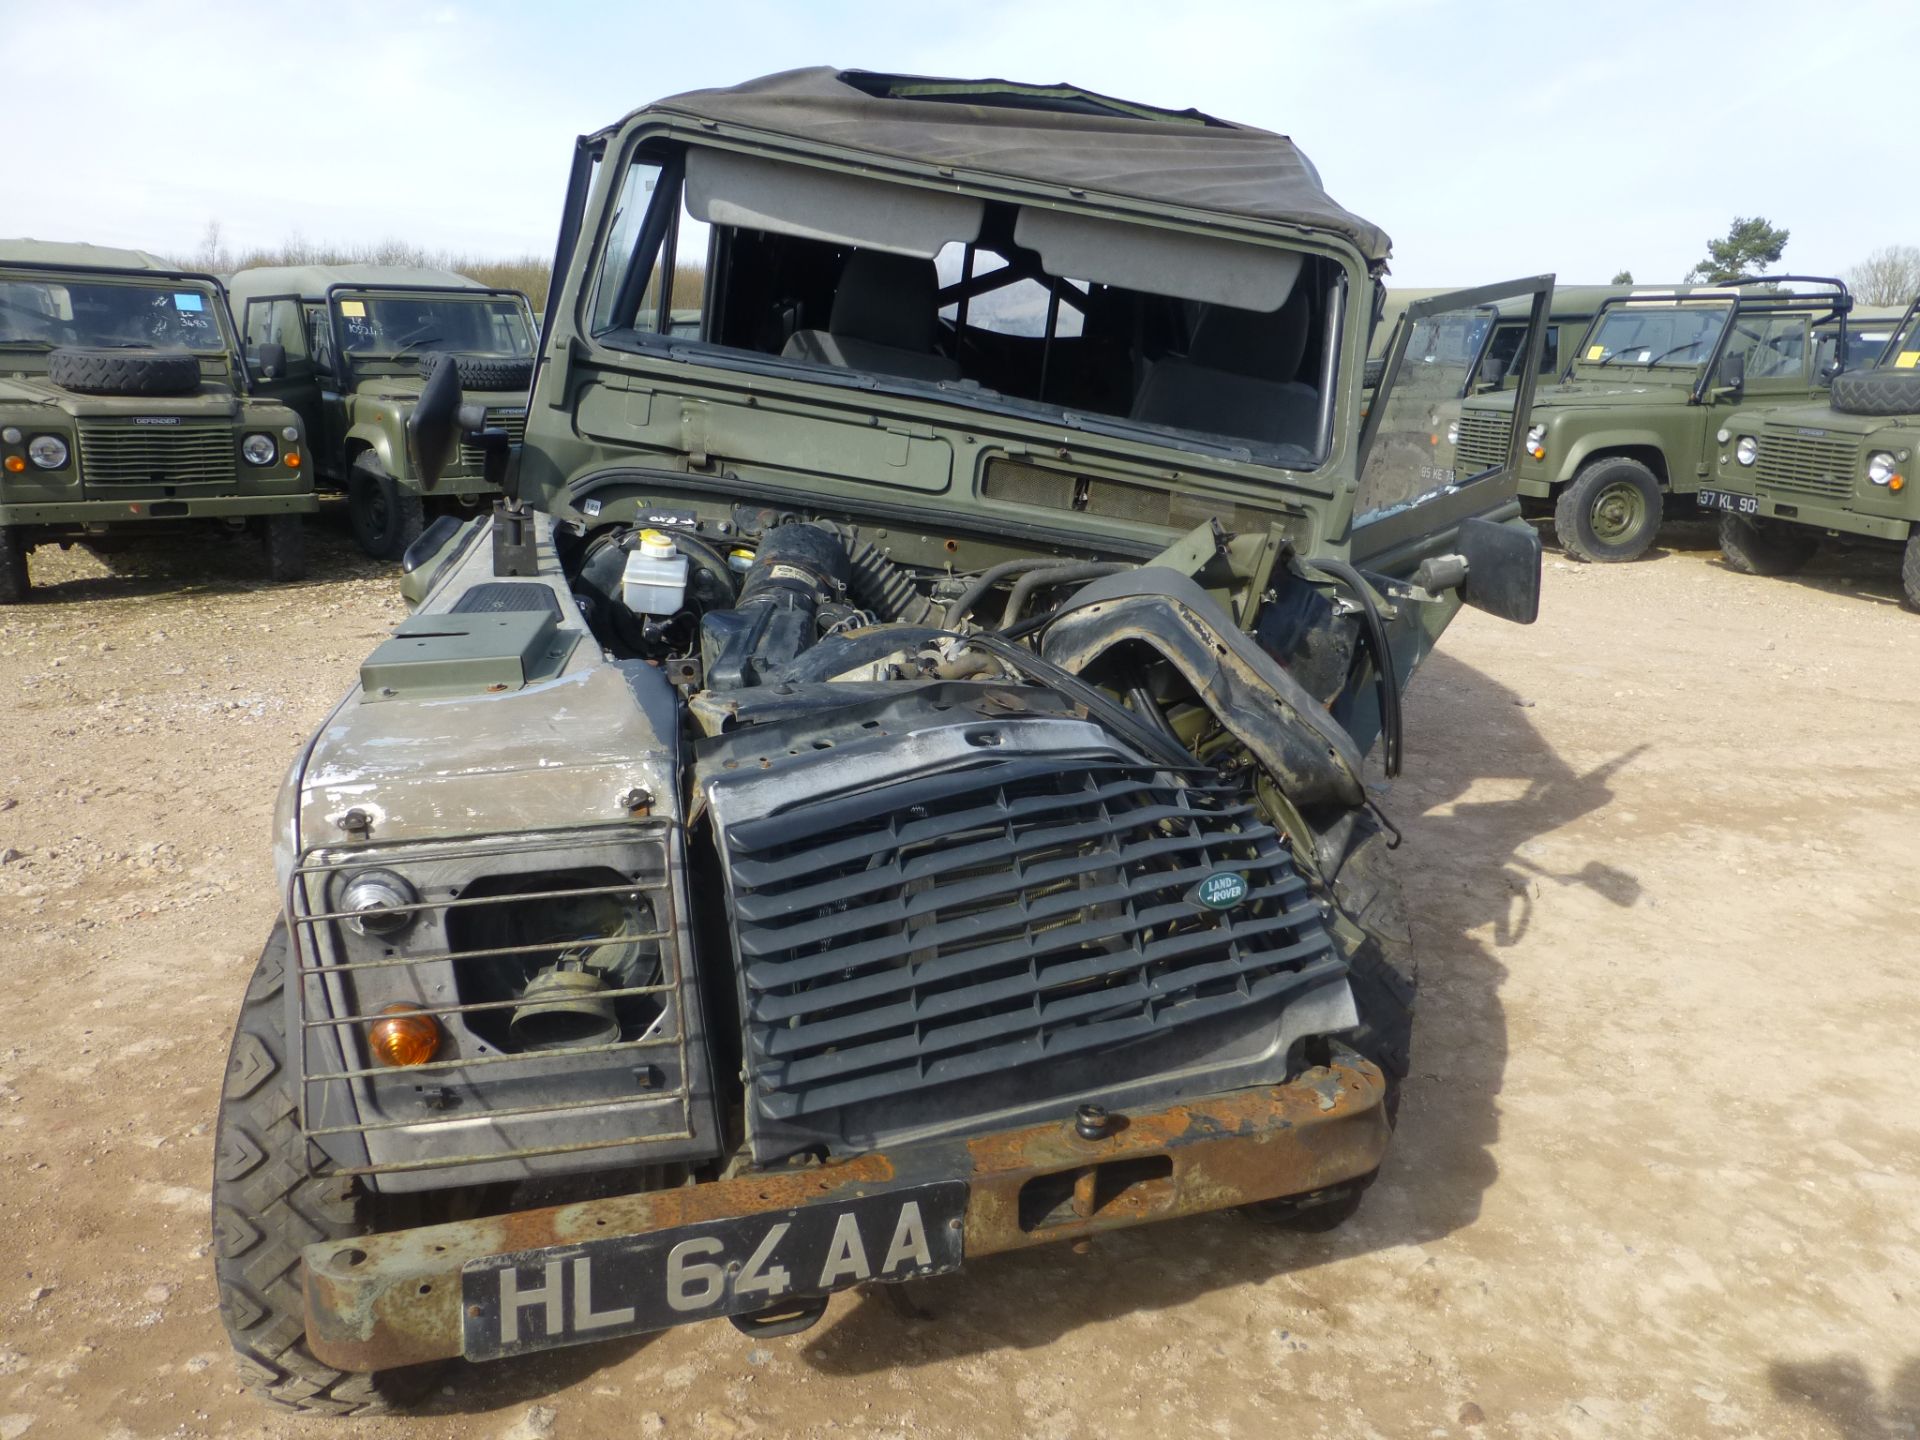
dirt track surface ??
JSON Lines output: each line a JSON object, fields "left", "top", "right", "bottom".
{"left": 0, "top": 509, "right": 1915, "bottom": 1440}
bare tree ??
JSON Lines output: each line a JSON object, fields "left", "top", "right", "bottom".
{"left": 1844, "top": 245, "right": 1920, "bottom": 307}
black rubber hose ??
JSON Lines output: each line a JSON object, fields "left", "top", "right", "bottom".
{"left": 1000, "top": 562, "right": 1132, "bottom": 628}
{"left": 822, "top": 524, "right": 939, "bottom": 626}
{"left": 1309, "top": 557, "right": 1403, "bottom": 779}
{"left": 942, "top": 558, "right": 1060, "bottom": 628}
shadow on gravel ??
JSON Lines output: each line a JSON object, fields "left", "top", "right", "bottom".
{"left": 1723, "top": 541, "right": 1909, "bottom": 611}
{"left": 16, "top": 496, "right": 388, "bottom": 604}
{"left": 790, "top": 652, "right": 1644, "bottom": 1376}
{"left": 1768, "top": 1354, "right": 1920, "bottom": 1438}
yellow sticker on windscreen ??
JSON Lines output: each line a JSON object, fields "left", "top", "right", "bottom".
{"left": 339, "top": 300, "right": 366, "bottom": 317}
{"left": 1896, "top": 351, "right": 1920, "bottom": 369}
{"left": 1587, "top": 345, "right": 1605, "bottom": 361}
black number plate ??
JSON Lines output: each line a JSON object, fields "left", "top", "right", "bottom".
{"left": 1697, "top": 489, "right": 1758, "bottom": 515}
{"left": 462, "top": 1181, "right": 968, "bottom": 1360}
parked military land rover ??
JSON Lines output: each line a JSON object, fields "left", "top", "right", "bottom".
{"left": 1368, "top": 283, "right": 1633, "bottom": 393}
{"left": 1706, "top": 294, "right": 1920, "bottom": 606}
{"left": 226, "top": 266, "right": 536, "bottom": 559}
{"left": 211, "top": 69, "right": 1556, "bottom": 1414}
{"left": 0, "top": 239, "right": 313, "bottom": 600}
{"left": 1442, "top": 279, "right": 1854, "bottom": 562}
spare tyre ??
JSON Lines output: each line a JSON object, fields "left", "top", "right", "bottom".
{"left": 1830, "top": 368, "right": 1920, "bottom": 418}
{"left": 416, "top": 352, "right": 532, "bottom": 392}
{"left": 48, "top": 347, "right": 202, "bottom": 397}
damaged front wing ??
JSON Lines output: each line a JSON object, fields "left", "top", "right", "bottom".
{"left": 303, "top": 1055, "right": 1389, "bottom": 1369}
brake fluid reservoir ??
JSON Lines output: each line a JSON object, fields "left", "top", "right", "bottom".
{"left": 621, "top": 529, "right": 689, "bottom": 616}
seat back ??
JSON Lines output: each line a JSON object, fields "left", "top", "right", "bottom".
{"left": 782, "top": 251, "right": 960, "bottom": 382}
{"left": 1131, "top": 289, "right": 1319, "bottom": 449}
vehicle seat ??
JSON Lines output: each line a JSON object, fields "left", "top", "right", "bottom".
{"left": 781, "top": 251, "right": 961, "bottom": 383}
{"left": 1130, "top": 290, "right": 1320, "bottom": 449}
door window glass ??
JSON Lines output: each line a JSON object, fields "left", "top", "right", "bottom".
{"left": 1358, "top": 299, "right": 1497, "bottom": 521}
{"left": 246, "top": 298, "right": 309, "bottom": 361}
{"left": 1721, "top": 313, "right": 1810, "bottom": 382}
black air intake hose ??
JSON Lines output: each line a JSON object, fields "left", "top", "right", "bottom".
{"left": 824, "top": 523, "right": 939, "bottom": 626}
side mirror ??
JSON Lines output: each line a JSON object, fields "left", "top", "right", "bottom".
{"left": 1717, "top": 351, "right": 1746, "bottom": 397}
{"left": 407, "top": 354, "right": 465, "bottom": 492}
{"left": 1476, "top": 352, "right": 1509, "bottom": 390}
{"left": 256, "top": 342, "right": 286, "bottom": 380}
{"left": 1456, "top": 516, "right": 1542, "bottom": 625}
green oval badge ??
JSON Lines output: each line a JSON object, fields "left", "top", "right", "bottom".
{"left": 1190, "top": 871, "right": 1249, "bottom": 912}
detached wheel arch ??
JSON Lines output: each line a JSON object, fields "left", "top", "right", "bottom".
{"left": 211, "top": 924, "right": 441, "bottom": 1415}
{"left": 1554, "top": 454, "right": 1664, "bottom": 562}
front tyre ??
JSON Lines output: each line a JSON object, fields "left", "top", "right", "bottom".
{"left": 1243, "top": 823, "right": 1414, "bottom": 1232}
{"left": 0, "top": 528, "right": 28, "bottom": 604}
{"left": 1904, "top": 534, "right": 1920, "bottom": 611}
{"left": 1554, "top": 457, "right": 1664, "bottom": 563}
{"left": 211, "top": 925, "right": 439, "bottom": 1415}
{"left": 263, "top": 516, "right": 307, "bottom": 583}
{"left": 348, "top": 456, "right": 425, "bottom": 561}
{"left": 1718, "top": 513, "right": 1818, "bottom": 578}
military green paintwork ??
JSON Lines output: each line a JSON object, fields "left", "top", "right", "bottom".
{"left": 0, "top": 240, "right": 314, "bottom": 558}
{"left": 226, "top": 265, "right": 536, "bottom": 501}
{"left": 1371, "top": 283, "right": 1641, "bottom": 392}
{"left": 1706, "top": 295, "right": 1920, "bottom": 599}
{"left": 1437, "top": 284, "right": 1855, "bottom": 560}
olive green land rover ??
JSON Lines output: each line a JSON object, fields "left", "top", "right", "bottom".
{"left": 1368, "top": 282, "right": 1635, "bottom": 393}
{"left": 1443, "top": 279, "right": 1854, "bottom": 562}
{"left": 211, "top": 69, "right": 1557, "bottom": 1414}
{"left": 226, "top": 266, "right": 536, "bottom": 559}
{"left": 0, "top": 239, "right": 313, "bottom": 600}
{"left": 1705, "top": 294, "right": 1920, "bottom": 605}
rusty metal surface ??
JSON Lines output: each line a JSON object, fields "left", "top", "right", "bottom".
{"left": 304, "top": 1060, "right": 1387, "bottom": 1372}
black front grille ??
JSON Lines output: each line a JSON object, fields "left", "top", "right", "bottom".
{"left": 1454, "top": 411, "right": 1512, "bottom": 472}
{"left": 709, "top": 723, "right": 1346, "bottom": 1160}
{"left": 457, "top": 406, "right": 526, "bottom": 473}
{"left": 77, "top": 420, "right": 236, "bottom": 486}
{"left": 1756, "top": 428, "right": 1858, "bottom": 498}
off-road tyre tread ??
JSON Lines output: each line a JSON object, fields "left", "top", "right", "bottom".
{"left": 417, "top": 351, "right": 533, "bottom": 393}
{"left": 348, "top": 454, "right": 425, "bottom": 561}
{"left": 1718, "top": 513, "right": 1818, "bottom": 578}
{"left": 1903, "top": 534, "right": 1920, "bottom": 611}
{"left": 0, "top": 528, "right": 28, "bottom": 604}
{"left": 1330, "top": 825, "right": 1417, "bottom": 1117}
{"left": 47, "top": 346, "right": 201, "bottom": 397}
{"left": 211, "top": 926, "right": 437, "bottom": 1415}
{"left": 263, "top": 516, "right": 306, "bottom": 582}
{"left": 1554, "top": 457, "right": 1664, "bottom": 563}
{"left": 1243, "top": 825, "right": 1413, "bottom": 1232}
{"left": 1831, "top": 367, "right": 1920, "bottom": 418}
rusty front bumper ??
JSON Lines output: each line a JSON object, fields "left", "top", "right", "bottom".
{"left": 304, "top": 1056, "right": 1389, "bottom": 1371}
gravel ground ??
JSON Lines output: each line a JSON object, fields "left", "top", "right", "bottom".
{"left": 0, "top": 507, "right": 1915, "bottom": 1440}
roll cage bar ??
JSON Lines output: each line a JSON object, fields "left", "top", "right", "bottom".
{"left": 1573, "top": 275, "right": 1852, "bottom": 401}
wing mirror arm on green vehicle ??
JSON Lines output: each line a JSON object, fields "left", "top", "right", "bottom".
{"left": 1393, "top": 519, "right": 1542, "bottom": 625}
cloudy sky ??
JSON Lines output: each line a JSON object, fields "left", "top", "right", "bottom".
{"left": 6, "top": 0, "right": 1913, "bottom": 286}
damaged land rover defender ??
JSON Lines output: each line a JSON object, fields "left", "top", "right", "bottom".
{"left": 212, "top": 69, "right": 1553, "bottom": 1414}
